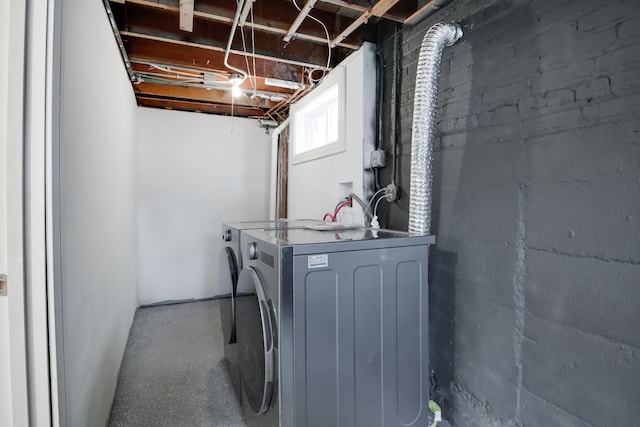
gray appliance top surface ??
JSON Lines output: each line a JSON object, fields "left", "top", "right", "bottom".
{"left": 242, "top": 226, "right": 435, "bottom": 254}
{"left": 222, "top": 218, "right": 322, "bottom": 231}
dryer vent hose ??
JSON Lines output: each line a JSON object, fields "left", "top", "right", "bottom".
{"left": 408, "top": 22, "right": 462, "bottom": 236}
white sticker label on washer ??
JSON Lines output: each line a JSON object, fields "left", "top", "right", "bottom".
{"left": 308, "top": 254, "right": 328, "bottom": 269}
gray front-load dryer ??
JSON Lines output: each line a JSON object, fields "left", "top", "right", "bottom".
{"left": 218, "top": 219, "right": 324, "bottom": 401}
{"left": 235, "top": 227, "right": 435, "bottom": 427}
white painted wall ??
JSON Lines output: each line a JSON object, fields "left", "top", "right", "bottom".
{"left": 288, "top": 43, "right": 376, "bottom": 223}
{"left": 57, "top": 0, "right": 138, "bottom": 425}
{"left": 3, "top": 2, "right": 57, "bottom": 425}
{"left": 136, "top": 108, "right": 271, "bottom": 304}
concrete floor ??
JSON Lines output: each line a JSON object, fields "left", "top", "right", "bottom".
{"left": 109, "top": 300, "right": 246, "bottom": 427}
{"left": 109, "top": 299, "right": 451, "bottom": 427}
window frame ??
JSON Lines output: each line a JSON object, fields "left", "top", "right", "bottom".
{"left": 290, "top": 68, "right": 346, "bottom": 164}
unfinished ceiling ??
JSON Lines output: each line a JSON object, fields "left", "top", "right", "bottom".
{"left": 105, "top": 0, "right": 451, "bottom": 119}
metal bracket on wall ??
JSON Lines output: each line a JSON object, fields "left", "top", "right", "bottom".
{"left": 0, "top": 275, "right": 6, "bottom": 296}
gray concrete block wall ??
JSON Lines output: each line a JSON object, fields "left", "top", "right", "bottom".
{"left": 377, "top": 0, "right": 640, "bottom": 425}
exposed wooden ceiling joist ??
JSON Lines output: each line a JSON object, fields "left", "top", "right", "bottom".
{"left": 404, "top": 0, "right": 445, "bottom": 24}
{"left": 130, "top": 61, "right": 295, "bottom": 96}
{"left": 134, "top": 81, "right": 278, "bottom": 108}
{"left": 105, "top": 0, "right": 454, "bottom": 118}
{"left": 137, "top": 96, "right": 265, "bottom": 116}
{"left": 113, "top": 0, "right": 363, "bottom": 49}
{"left": 284, "top": 0, "right": 318, "bottom": 43}
{"left": 318, "top": 0, "right": 404, "bottom": 22}
{"left": 122, "top": 35, "right": 305, "bottom": 82}
{"left": 330, "top": 0, "right": 399, "bottom": 47}
{"left": 111, "top": 2, "right": 352, "bottom": 70}
{"left": 179, "top": 0, "right": 194, "bottom": 31}
{"left": 120, "top": 30, "right": 332, "bottom": 70}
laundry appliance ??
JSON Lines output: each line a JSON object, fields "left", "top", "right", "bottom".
{"left": 218, "top": 219, "right": 324, "bottom": 398}
{"left": 235, "top": 226, "right": 435, "bottom": 427}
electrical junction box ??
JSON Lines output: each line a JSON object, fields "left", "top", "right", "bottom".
{"left": 371, "top": 149, "right": 386, "bottom": 168}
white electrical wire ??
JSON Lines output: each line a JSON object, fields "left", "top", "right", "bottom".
{"left": 240, "top": 23, "right": 256, "bottom": 91}
{"left": 225, "top": 0, "right": 250, "bottom": 81}
{"left": 291, "top": 0, "right": 332, "bottom": 82}
{"left": 250, "top": 5, "right": 258, "bottom": 96}
{"left": 365, "top": 188, "right": 386, "bottom": 215}
{"left": 373, "top": 195, "right": 386, "bottom": 218}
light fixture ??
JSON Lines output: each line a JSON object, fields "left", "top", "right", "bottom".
{"left": 264, "top": 77, "right": 302, "bottom": 90}
{"left": 203, "top": 72, "right": 217, "bottom": 84}
{"left": 228, "top": 73, "right": 244, "bottom": 98}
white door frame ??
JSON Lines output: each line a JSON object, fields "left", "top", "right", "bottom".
{"left": 25, "top": 0, "right": 61, "bottom": 424}
{"left": 2, "top": 0, "right": 31, "bottom": 425}
{"left": 2, "top": 0, "right": 60, "bottom": 425}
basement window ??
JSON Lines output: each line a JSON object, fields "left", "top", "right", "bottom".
{"left": 291, "top": 68, "right": 345, "bottom": 164}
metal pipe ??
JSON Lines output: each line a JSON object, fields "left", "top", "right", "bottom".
{"left": 224, "top": 0, "right": 248, "bottom": 81}
{"left": 391, "top": 26, "right": 400, "bottom": 185}
{"left": 238, "top": 0, "right": 255, "bottom": 27}
{"left": 408, "top": 22, "right": 462, "bottom": 235}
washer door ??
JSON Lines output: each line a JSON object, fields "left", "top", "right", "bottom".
{"left": 236, "top": 267, "right": 275, "bottom": 415}
{"left": 219, "top": 247, "right": 238, "bottom": 344}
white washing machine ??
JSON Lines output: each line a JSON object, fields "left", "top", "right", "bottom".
{"left": 236, "top": 226, "right": 435, "bottom": 427}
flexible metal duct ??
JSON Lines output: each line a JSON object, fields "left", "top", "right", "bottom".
{"left": 408, "top": 22, "right": 462, "bottom": 235}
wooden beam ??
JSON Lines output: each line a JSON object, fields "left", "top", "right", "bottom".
{"left": 330, "top": 0, "right": 398, "bottom": 48}
{"left": 276, "top": 126, "right": 289, "bottom": 218}
{"left": 403, "top": 0, "right": 442, "bottom": 24}
{"left": 179, "top": 0, "right": 194, "bottom": 31}
{"left": 122, "top": 35, "right": 306, "bottom": 82}
{"left": 318, "top": 0, "right": 405, "bottom": 22}
{"left": 130, "top": 60, "right": 297, "bottom": 94}
{"left": 284, "top": 0, "right": 318, "bottom": 43}
{"left": 133, "top": 81, "right": 278, "bottom": 108}
{"left": 113, "top": 0, "right": 361, "bottom": 49}
{"left": 371, "top": 0, "right": 402, "bottom": 17}
{"left": 111, "top": 2, "right": 351, "bottom": 68}
{"left": 119, "top": 30, "right": 343, "bottom": 70}
{"left": 137, "top": 96, "right": 265, "bottom": 117}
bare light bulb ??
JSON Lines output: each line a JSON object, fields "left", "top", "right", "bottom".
{"left": 228, "top": 73, "right": 244, "bottom": 98}
{"left": 232, "top": 84, "right": 242, "bottom": 98}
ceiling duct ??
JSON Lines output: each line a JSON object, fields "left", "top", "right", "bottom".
{"left": 264, "top": 78, "right": 303, "bottom": 90}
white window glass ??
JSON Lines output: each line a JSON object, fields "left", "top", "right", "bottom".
{"left": 291, "top": 69, "right": 345, "bottom": 163}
